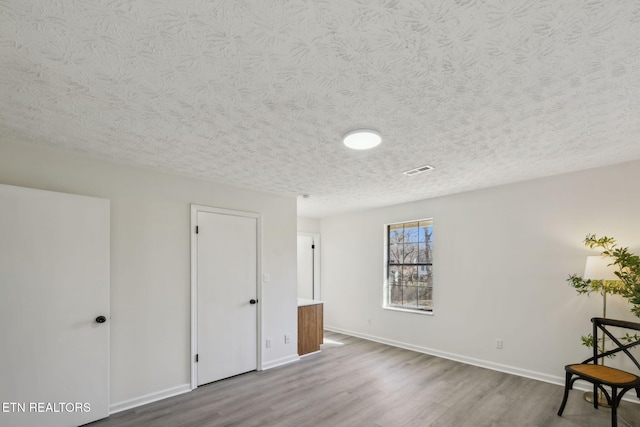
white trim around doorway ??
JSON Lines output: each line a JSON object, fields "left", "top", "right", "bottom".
{"left": 190, "top": 204, "right": 263, "bottom": 390}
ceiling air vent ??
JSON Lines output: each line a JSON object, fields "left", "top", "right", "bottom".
{"left": 403, "top": 164, "right": 434, "bottom": 176}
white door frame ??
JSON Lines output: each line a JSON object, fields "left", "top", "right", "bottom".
{"left": 297, "top": 232, "right": 321, "bottom": 300}
{"left": 190, "top": 204, "right": 262, "bottom": 389}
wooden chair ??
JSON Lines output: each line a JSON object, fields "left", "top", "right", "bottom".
{"left": 557, "top": 317, "right": 640, "bottom": 427}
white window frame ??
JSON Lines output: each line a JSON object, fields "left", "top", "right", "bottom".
{"left": 383, "top": 218, "right": 434, "bottom": 315}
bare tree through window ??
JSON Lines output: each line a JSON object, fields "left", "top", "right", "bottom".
{"left": 387, "top": 219, "right": 433, "bottom": 311}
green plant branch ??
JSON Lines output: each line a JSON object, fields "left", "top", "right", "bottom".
{"left": 568, "top": 234, "right": 640, "bottom": 317}
{"left": 568, "top": 234, "right": 640, "bottom": 353}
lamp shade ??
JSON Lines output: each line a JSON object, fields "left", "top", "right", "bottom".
{"left": 583, "top": 256, "right": 618, "bottom": 281}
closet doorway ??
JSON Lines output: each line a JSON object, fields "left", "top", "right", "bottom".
{"left": 297, "top": 233, "right": 320, "bottom": 300}
{"left": 191, "top": 205, "right": 261, "bottom": 387}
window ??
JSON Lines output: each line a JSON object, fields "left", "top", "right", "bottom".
{"left": 386, "top": 219, "right": 433, "bottom": 312}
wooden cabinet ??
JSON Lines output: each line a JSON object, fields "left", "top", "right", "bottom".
{"left": 298, "top": 302, "right": 323, "bottom": 356}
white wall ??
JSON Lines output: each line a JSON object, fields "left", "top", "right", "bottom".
{"left": 297, "top": 216, "right": 321, "bottom": 234}
{"left": 0, "top": 139, "right": 298, "bottom": 409}
{"left": 321, "top": 160, "right": 640, "bottom": 384}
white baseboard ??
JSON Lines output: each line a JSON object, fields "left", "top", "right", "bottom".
{"left": 325, "top": 325, "right": 561, "bottom": 384}
{"left": 109, "top": 355, "right": 300, "bottom": 415}
{"left": 109, "top": 383, "right": 191, "bottom": 414}
{"left": 324, "top": 325, "right": 640, "bottom": 404}
{"left": 261, "top": 354, "right": 300, "bottom": 370}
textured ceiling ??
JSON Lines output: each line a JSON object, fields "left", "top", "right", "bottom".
{"left": 1, "top": 1, "right": 640, "bottom": 218}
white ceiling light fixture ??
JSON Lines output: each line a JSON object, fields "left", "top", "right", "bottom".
{"left": 343, "top": 129, "right": 382, "bottom": 150}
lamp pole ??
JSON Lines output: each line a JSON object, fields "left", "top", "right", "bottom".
{"left": 582, "top": 256, "right": 618, "bottom": 407}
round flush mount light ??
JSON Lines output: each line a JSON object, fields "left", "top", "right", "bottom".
{"left": 343, "top": 129, "right": 382, "bottom": 150}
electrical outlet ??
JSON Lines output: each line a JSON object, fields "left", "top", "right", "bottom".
{"left": 284, "top": 334, "right": 291, "bottom": 344}
{"left": 266, "top": 339, "right": 272, "bottom": 348}
{"left": 496, "top": 338, "right": 503, "bottom": 349}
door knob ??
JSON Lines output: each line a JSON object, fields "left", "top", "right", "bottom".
{"left": 249, "top": 299, "right": 258, "bottom": 305}
{"left": 95, "top": 315, "right": 107, "bottom": 323}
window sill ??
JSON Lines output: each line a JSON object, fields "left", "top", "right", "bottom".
{"left": 383, "top": 306, "right": 434, "bottom": 316}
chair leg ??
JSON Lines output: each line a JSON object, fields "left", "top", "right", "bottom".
{"left": 611, "top": 387, "right": 618, "bottom": 427}
{"left": 557, "top": 372, "right": 572, "bottom": 416}
{"left": 593, "top": 384, "right": 599, "bottom": 409}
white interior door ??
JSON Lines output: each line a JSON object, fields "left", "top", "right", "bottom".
{"left": 196, "top": 208, "right": 258, "bottom": 386}
{"left": 0, "top": 184, "right": 110, "bottom": 427}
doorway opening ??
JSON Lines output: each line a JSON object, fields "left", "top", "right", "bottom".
{"left": 297, "top": 232, "right": 320, "bottom": 300}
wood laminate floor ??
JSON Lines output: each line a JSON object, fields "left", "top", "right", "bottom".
{"left": 89, "top": 331, "right": 640, "bottom": 427}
